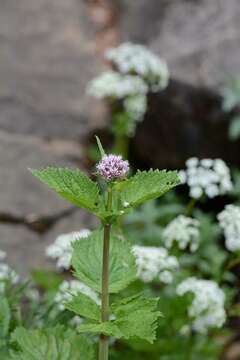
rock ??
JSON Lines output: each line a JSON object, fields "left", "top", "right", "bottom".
{"left": 0, "top": 0, "right": 105, "bottom": 139}
{"left": 131, "top": 80, "right": 239, "bottom": 169}
{"left": 0, "top": 209, "right": 96, "bottom": 275}
{"left": 0, "top": 130, "right": 79, "bottom": 217}
{"left": 0, "top": 225, "right": 50, "bottom": 275}
{"left": 120, "top": 0, "right": 240, "bottom": 87}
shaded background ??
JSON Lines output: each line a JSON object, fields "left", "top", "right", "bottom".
{"left": 0, "top": 0, "right": 240, "bottom": 274}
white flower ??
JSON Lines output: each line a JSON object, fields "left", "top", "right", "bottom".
{"left": 105, "top": 42, "right": 169, "bottom": 91}
{"left": 178, "top": 170, "right": 187, "bottom": 184}
{"left": 177, "top": 277, "right": 226, "bottom": 333}
{"left": 46, "top": 229, "right": 91, "bottom": 270}
{"left": 0, "top": 250, "right": 6, "bottom": 261}
{"left": 218, "top": 204, "right": 240, "bottom": 251}
{"left": 55, "top": 280, "right": 100, "bottom": 311}
{"left": 132, "top": 245, "right": 179, "bottom": 284}
{"left": 123, "top": 94, "right": 147, "bottom": 122}
{"left": 163, "top": 215, "right": 200, "bottom": 252}
{"left": 190, "top": 186, "right": 203, "bottom": 199}
{"left": 87, "top": 71, "right": 147, "bottom": 99}
{"left": 0, "top": 263, "right": 19, "bottom": 293}
{"left": 181, "top": 157, "right": 232, "bottom": 199}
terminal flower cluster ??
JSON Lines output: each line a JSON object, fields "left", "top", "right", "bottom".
{"left": 46, "top": 229, "right": 91, "bottom": 270}
{"left": 177, "top": 277, "right": 226, "bottom": 333}
{"left": 179, "top": 157, "right": 232, "bottom": 199}
{"left": 163, "top": 215, "right": 200, "bottom": 252}
{"left": 132, "top": 245, "right": 179, "bottom": 284}
{"left": 218, "top": 204, "right": 240, "bottom": 252}
{"left": 97, "top": 154, "right": 129, "bottom": 181}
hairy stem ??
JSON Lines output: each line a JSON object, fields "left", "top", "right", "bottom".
{"left": 99, "top": 187, "right": 112, "bottom": 360}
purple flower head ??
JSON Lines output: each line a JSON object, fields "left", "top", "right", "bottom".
{"left": 96, "top": 154, "right": 129, "bottom": 181}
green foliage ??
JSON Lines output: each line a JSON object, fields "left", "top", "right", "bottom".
{"left": 30, "top": 167, "right": 100, "bottom": 213}
{"left": 222, "top": 76, "right": 240, "bottom": 112}
{"left": 65, "top": 293, "right": 101, "bottom": 321}
{"left": 95, "top": 135, "right": 106, "bottom": 158}
{"left": 31, "top": 269, "right": 63, "bottom": 290}
{"left": 0, "top": 298, "right": 11, "bottom": 339}
{"left": 79, "top": 295, "right": 161, "bottom": 343}
{"left": 125, "top": 197, "right": 183, "bottom": 245}
{"left": 222, "top": 75, "right": 240, "bottom": 140}
{"left": 72, "top": 229, "right": 136, "bottom": 293}
{"left": 229, "top": 115, "right": 240, "bottom": 141}
{"left": 10, "top": 326, "right": 95, "bottom": 360}
{"left": 115, "top": 170, "right": 180, "bottom": 208}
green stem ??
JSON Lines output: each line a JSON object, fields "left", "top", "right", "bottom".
{"left": 114, "top": 135, "right": 129, "bottom": 158}
{"left": 185, "top": 198, "right": 196, "bottom": 216}
{"left": 99, "top": 187, "right": 112, "bottom": 360}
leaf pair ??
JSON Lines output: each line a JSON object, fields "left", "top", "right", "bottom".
{"left": 66, "top": 294, "right": 161, "bottom": 344}
{"left": 31, "top": 167, "right": 180, "bottom": 220}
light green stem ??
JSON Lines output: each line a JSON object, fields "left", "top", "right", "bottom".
{"left": 99, "top": 187, "right": 112, "bottom": 360}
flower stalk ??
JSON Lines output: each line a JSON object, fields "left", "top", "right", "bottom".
{"left": 99, "top": 186, "right": 112, "bottom": 360}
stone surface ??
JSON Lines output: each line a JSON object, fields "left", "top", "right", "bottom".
{"left": 0, "top": 130, "right": 80, "bottom": 217}
{"left": 131, "top": 80, "right": 240, "bottom": 170}
{"left": 0, "top": 0, "right": 104, "bottom": 139}
{"left": 0, "top": 209, "right": 96, "bottom": 275}
{"left": 120, "top": 0, "right": 240, "bottom": 87}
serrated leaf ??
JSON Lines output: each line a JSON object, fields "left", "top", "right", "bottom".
{"left": 65, "top": 292, "right": 101, "bottom": 321}
{"left": 0, "top": 298, "right": 10, "bottom": 338}
{"left": 115, "top": 170, "right": 180, "bottom": 208}
{"left": 72, "top": 229, "right": 136, "bottom": 293}
{"left": 30, "top": 167, "right": 99, "bottom": 212}
{"left": 79, "top": 295, "right": 161, "bottom": 343}
{"left": 10, "top": 326, "right": 94, "bottom": 360}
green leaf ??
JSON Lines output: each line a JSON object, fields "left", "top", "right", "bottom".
{"left": 10, "top": 326, "right": 94, "bottom": 360}
{"left": 72, "top": 229, "right": 136, "bottom": 293}
{"left": 115, "top": 170, "right": 180, "bottom": 208}
{"left": 79, "top": 295, "right": 161, "bottom": 343}
{"left": 31, "top": 269, "right": 63, "bottom": 290}
{"left": 65, "top": 293, "right": 101, "bottom": 321}
{"left": 95, "top": 136, "right": 106, "bottom": 158}
{"left": 30, "top": 167, "right": 99, "bottom": 212}
{"left": 0, "top": 298, "right": 10, "bottom": 338}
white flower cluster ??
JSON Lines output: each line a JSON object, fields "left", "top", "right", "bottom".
{"left": 87, "top": 71, "right": 147, "bottom": 100}
{"left": 177, "top": 277, "right": 226, "bottom": 333}
{"left": 46, "top": 229, "right": 91, "bottom": 270}
{"left": 163, "top": 215, "right": 200, "bottom": 252}
{"left": 88, "top": 43, "right": 169, "bottom": 133}
{"left": 105, "top": 42, "right": 169, "bottom": 91}
{"left": 132, "top": 245, "right": 179, "bottom": 284}
{"left": 55, "top": 280, "right": 100, "bottom": 311}
{"left": 179, "top": 157, "right": 233, "bottom": 199}
{"left": 0, "top": 251, "right": 19, "bottom": 293}
{"left": 218, "top": 204, "right": 240, "bottom": 252}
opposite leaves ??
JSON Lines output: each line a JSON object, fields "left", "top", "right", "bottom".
{"left": 30, "top": 167, "right": 99, "bottom": 213}
{"left": 72, "top": 229, "right": 136, "bottom": 293}
{"left": 78, "top": 295, "right": 161, "bottom": 344}
{"left": 115, "top": 169, "right": 180, "bottom": 208}
{"left": 10, "top": 326, "right": 94, "bottom": 360}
